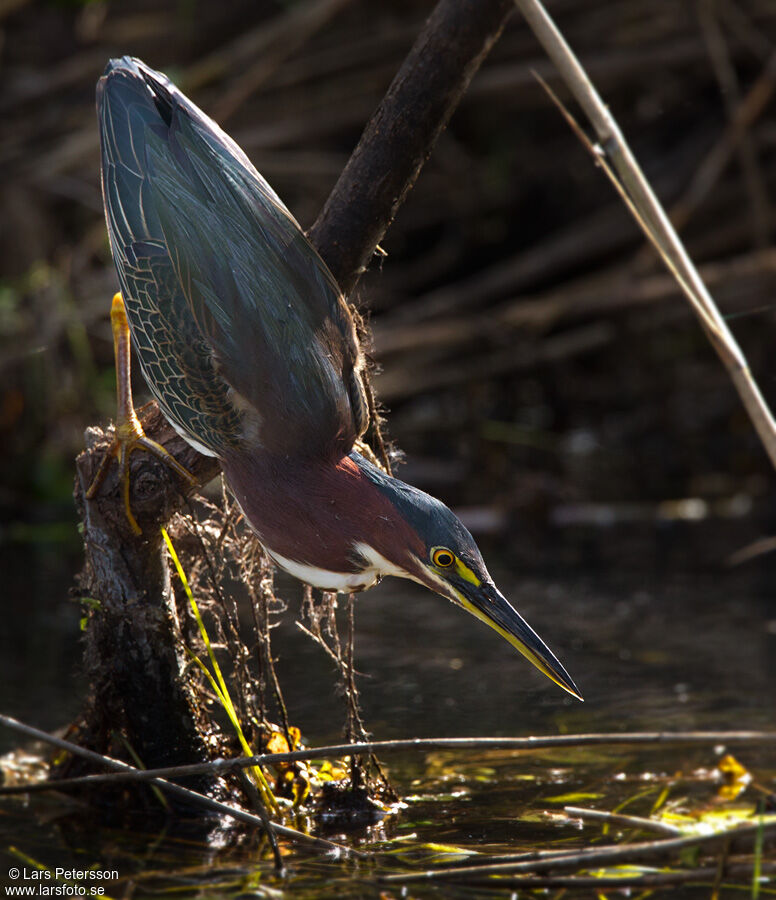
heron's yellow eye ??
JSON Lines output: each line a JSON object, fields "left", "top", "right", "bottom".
{"left": 432, "top": 548, "right": 455, "bottom": 568}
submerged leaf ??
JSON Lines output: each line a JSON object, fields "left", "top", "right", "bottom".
{"left": 716, "top": 754, "right": 752, "bottom": 801}
{"left": 545, "top": 791, "right": 604, "bottom": 803}
{"left": 660, "top": 806, "right": 776, "bottom": 835}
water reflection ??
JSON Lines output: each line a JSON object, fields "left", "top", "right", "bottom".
{"left": 0, "top": 545, "right": 82, "bottom": 754}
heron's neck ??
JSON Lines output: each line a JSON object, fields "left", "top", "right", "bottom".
{"left": 220, "top": 449, "right": 422, "bottom": 581}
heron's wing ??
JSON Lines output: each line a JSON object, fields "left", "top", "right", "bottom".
{"left": 97, "top": 57, "right": 367, "bottom": 460}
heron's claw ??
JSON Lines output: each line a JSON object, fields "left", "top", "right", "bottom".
{"left": 86, "top": 424, "right": 196, "bottom": 535}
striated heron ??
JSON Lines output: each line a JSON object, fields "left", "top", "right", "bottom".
{"left": 89, "top": 57, "right": 581, "bottom": 701}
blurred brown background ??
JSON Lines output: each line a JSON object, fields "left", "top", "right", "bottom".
{"left": 2, "top": 0, "right": 776, "bottom": 573}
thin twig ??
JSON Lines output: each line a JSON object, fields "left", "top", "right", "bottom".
{"left": 237, "top": 768, "right": 284, "bottom": 873}
{"left": 2, "top": 726, "right": 774, "bottom": 795}
{"left": 364, "top": 377, "right": 393, "bottom": 476}
{"left": 381, "top": 822, "right": 776, "bottom": 882}
{"left": 457, "top": 861, "right": 776, "bottom": 890}
{"left": 712, "top": 835, "right": 731, "bottom": 900}
{"left": 342, "top": 594, "right": 396, "bottom": 800}
{"left": 345, "top": 593, "right": 360, "bottom": 788}
{"left": 296, "top": 620, "right": 342, "bottom": 666}
{"left": 258, "top": 552, "right": 293, "bottom": 745}
{"left": 564, "top": 804, "right": 683, "bottom": 837}
{"left": 178, "top": 505, "right": 251, "bottom": 726}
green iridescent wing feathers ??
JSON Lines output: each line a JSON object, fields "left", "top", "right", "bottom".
{"left": 97, "top": 57, "right": 367, "bottom": 459}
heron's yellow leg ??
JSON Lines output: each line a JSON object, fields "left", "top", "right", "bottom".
{"left": 86, "top": 293, "right": 196, "bottom": 534}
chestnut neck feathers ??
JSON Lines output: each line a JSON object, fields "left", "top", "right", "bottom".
{"left": 222, "top": 450, "right": 425, "bottom": 581}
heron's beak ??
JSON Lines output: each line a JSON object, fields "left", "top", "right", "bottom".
{"left": 453, "top": 580, "right": 583, "bottom": 701}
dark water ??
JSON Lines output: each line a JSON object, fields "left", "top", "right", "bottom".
{"left": 0, "top": 544, "right": 84, "bottom": 751}
{"left": 1, "top": 531, "right": 774, "bottom": 897}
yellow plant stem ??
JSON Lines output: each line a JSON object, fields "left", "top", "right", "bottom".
{"left": 162, "top": 528, "right": 280, "bottom": 816}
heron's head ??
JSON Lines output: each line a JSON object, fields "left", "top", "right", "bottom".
{"left": 356, "top": 456, "right": 582, "bottom": 700}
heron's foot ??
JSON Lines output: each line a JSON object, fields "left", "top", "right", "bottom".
{"left": 86, "top": 418, "right": 196, "bottom": 535}
{"left": 85, "top": 292, "right": 196, "bottom": 534}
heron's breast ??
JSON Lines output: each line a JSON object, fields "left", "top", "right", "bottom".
{"left": 220, "top": 450, "right": 415, "bottom": 579}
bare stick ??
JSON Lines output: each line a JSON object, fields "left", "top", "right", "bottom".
{"left": 3, "top": 726, "right": 774, "bottom": 795}
{"left": 563, "top": 804, "right": 682, "bottom": 838}
{"left": 459, "top": 861, "right": 776, "bottom": 890}
{"left": 0, "top": 713, "right": 355, "bottom": 858}
{"left": 514, "top": 0, "right": 776, "bottom": 471}
{"left": 237, "top": 768, "right": 284, "bottom": 872}
{"left": 381, "top": 821, "right": 776, "bottom": 882}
